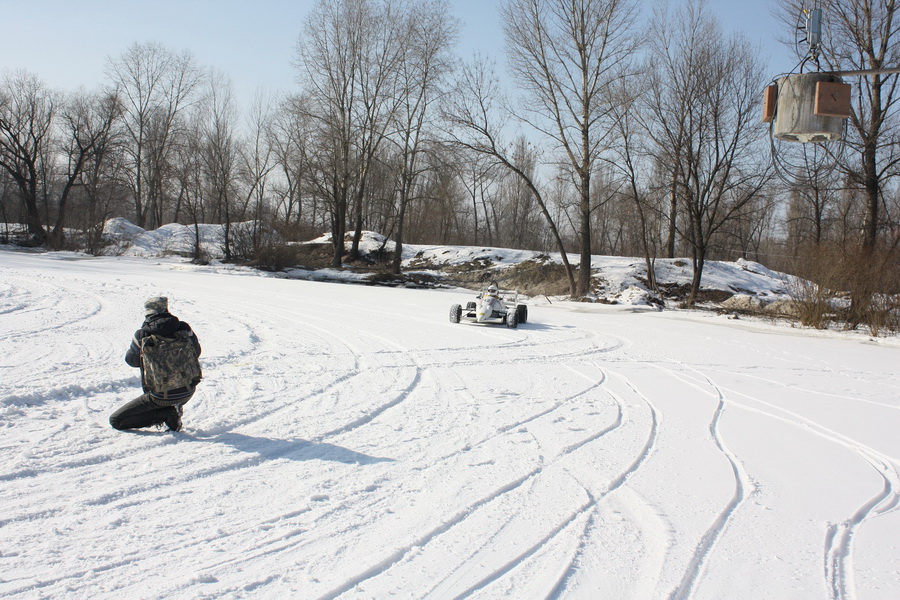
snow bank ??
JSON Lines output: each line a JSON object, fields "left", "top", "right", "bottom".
{"left": 94, "top": 219, "right": 796, "bottom": 307}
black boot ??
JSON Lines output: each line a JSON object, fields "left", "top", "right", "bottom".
{"left": 163, "top": 405, "right": 183, "bottom": 432}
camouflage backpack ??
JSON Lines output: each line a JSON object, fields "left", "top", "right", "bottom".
{"left": 140, "top": 330, "right": 202, "bottom": 394}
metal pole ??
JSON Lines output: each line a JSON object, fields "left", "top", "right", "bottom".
{"left": 829, "top": 66, "right": 900, "bottom": 77}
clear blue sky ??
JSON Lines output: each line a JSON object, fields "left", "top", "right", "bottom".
{"left": 4, "top": 0, "right": 796, "bottom": 108}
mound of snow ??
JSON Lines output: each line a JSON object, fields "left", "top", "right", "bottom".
{"left": 720, "top": 294, "right": 766, "bottom": 311}
{"left": 103, "top": 217, "right": 146, "bottom": 238}
{"left": 102, "top": 219, "right": 268, "bottom": 259}
{"left": 307, "top": 231, "right": 397, "bottom": 256}
{"left": 608, "top": 285, "right": 663, "bottom": 308}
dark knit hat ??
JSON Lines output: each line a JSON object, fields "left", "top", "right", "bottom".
{"left": 144, "top": 296, "right": 169, "bottom": 316}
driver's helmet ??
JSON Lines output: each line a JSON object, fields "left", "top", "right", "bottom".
{"left": 487, "top": 284, "right": 499, "bottom": 295}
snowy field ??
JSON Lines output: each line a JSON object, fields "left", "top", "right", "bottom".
{"left": 1, "top": 249, "right": 899, "bottom": 600}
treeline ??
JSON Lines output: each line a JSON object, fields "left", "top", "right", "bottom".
{"left": 1, "top": 0, "right": 898, "bottom": 323}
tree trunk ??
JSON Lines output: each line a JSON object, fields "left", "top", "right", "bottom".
{"left": 667, "top": 178, "right": 678, "bottom": 258}
{"left": 688, "top": 245, "right": 705, "bottom": 307}
{"left": 577, "top": 174, "right": 592, "bottom": 297}
{"left": 862, "top": 141, "right": 879, "bottom": 251}
{"left": 391, "top": 198, "right": 406, "bottom": 275}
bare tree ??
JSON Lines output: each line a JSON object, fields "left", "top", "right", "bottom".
{"left": 458, "top": 152, "right": 501, "bottom": 247}
{"left": 198, "top": 70, "right": 239, "bottom": 261}
{"left": 172, "top": 110, "right": 207, "bottom": 260}
{"left": 605, "top": 78, "right": 659, "bottom": 291}
{"left": 235, "top": 90, "right": 278, "bottom": 258}
{"left": 47, "top": 90, "right": 122, "bottom": 249}
{"left": 107, "top": 42, "right": 203, "bottom": 228}
{"left": 269, "top": 94, "right": 314, "bottom": 233}
{"left": 0, "top": 70, "right": 56, "bottom": 245}
{"left": 501, "top": 0, "right": 640, "bottom": 296}
{"left": 345, "top": 0, "right": 408, "bottom": 261}
{"left": 645, "top": 0, "right": 770, "bottom": 305}
{"left": 296, "top": 0, "right": 408, "bottom": 267}
{"left": 389, "top": 0, "right": 458, "bottom": 273}
{"left": 784, "top": 145, "right": 842, "bottom": 248}
{"left": 77, "top": 98, "right": 130, "bottom": 255}
{"left": 777, "top": 0, "right": 900, "bottom": 252}
{"left": 498, "top": 137, "right": 546, "bottom": 250}
{"left": 296, "top": 0, "right": 364, "bottom": 266}
{"left": 445, "top": 56, "right": 577, "bottom": 295}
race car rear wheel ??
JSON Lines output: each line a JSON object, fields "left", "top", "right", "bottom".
{"left": 450, "top": 304, "right": 462, "bottom": 323}
{"left": 506, "top": 310, "right": 518, "bottom": 328}
{"left": 516, "top": 304, "right": 528, "bottom": 324}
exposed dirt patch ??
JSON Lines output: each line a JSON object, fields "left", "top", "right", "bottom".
{"left": 695, "top": 289, "right": 733, "bottom": 303}
{"left": 434, "top": 257, "right": 572, "bottom": 296}
{"left": 367, "top": 271, "right": 443, "bottom": 288}
{"left": 502, "top": 259, "right": 572, "bottom": 297}
{"left": 648, "top": 281, "right": 733, "bottom": 304}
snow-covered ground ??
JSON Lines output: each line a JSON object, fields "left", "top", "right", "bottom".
{"left": 1, "top": 247, "right": 898, "bottom": 600}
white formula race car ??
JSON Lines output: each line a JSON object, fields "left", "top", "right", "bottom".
{"left": 449, "top": 281, "right": 528, "bottom": 328}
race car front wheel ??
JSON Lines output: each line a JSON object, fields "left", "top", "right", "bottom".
{"left": 450, "top": 304, "right": 462, "bottom": 323}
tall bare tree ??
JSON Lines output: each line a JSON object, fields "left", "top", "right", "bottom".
{"left": 458, "top": 152, "right": 501, "bottom": 247}
{"left": 345, "top": 0, "right": 408, "bottom": 261}
{"left": 198, "top": 70, "right": 239, "bottom": 261}
{"left": 50, "top": 90, "right": 122, "bottom": 249}
{"left": 269, "top": 94, "right": 314, "bottom": 233}
{"left": 777, "top": 0, "right": 900, "bottom": 252}
{"left": 173, "top": 110, "right": 207, "bottom": 260}
{"left": 501, "top": 0, "right": 639, "bottom": 296}
{"left": 107, "top": 42, "right": 203, "bottom": 228}
{"left": 498, "top": 137, "right": 545, "bottom": 250}
{"left": 233, "top": 91, "right": 279, "bottom": 259}
{"left": 645, "top": 0, "right": 770, "bottom": 305}
{"left": 784, "top": 145, "right": 842, "bottom": 247}
{"left": 297, "top": 0, "right": 364, "bottom": 266}
{"left": 389, "top": 0, "right": 458, "bottom": 273}
{"left": 445, "top": 56, "right": 577, "bottom": 295}
{"left": 296, "top": 0, "right": 408, "bottom": 267}
{"left": 605, "top": 77, "right": 659, "bottom": 292}
{"left": 0, "top": 70, "right": 56, "bottom": 245}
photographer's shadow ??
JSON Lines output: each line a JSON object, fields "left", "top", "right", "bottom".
{"left": 199, "top": 432, "right": 393, "bottom": 465}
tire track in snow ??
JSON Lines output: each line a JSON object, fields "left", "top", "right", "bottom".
{"left": 187, "top": 298, "right": 372, "bottom": 435}
{"left": 291, "top": 306, "right": 428, "bottom": 441}
{"left": 825, "top": 448, "right": 900, "bottom": 600}
{"left": 706, "top": 367, "right": 900, "bottom": 413}
{"left": 0, "top": 273, "right": 102, "bottom": 341}
{"left": 428, "top": 363, "right": 661, "bottom": 598}
{"left": 824, "top": 452, "right": 900, "bottom": 600}
{"left": 312, "top": 467, "right": 549, "bottom": 600}
{"left": 447, "top": 492, "right": 596, "bottom": 600}
{"left": 298, "top": 368, "right": 618, "bottom": 598}
{"left": 546, "top": 368, "right": 662, "bottom": 599}
{"left": 283, "top": 315, "right": 599, "bottom": 442}
{"left": 318, "top": 361, "right": 657, "bottom": 599}
{"left": 429, "top": 364, "right": 614, "bottom": 464}
{"left": 422, "top": 363, "right": 624, "bottom": 598}
{"left": 312, "top": 394, "right": 615, "bottom": 596}
{"left": 601, "top": 374, "right": 661, "bottom": 494}
{"left": 708, "top": 380, "right": 900, "bottom": 600}
{"left": 656, "top": 364, "right": 753, "bottom": 600}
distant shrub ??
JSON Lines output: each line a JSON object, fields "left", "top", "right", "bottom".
{"left": 786, "top": 241, "right": 900, "bottom": 335}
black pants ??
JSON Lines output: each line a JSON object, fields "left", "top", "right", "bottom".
{"left": 109, "top": 392, "right": 191, "bottom": 430}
